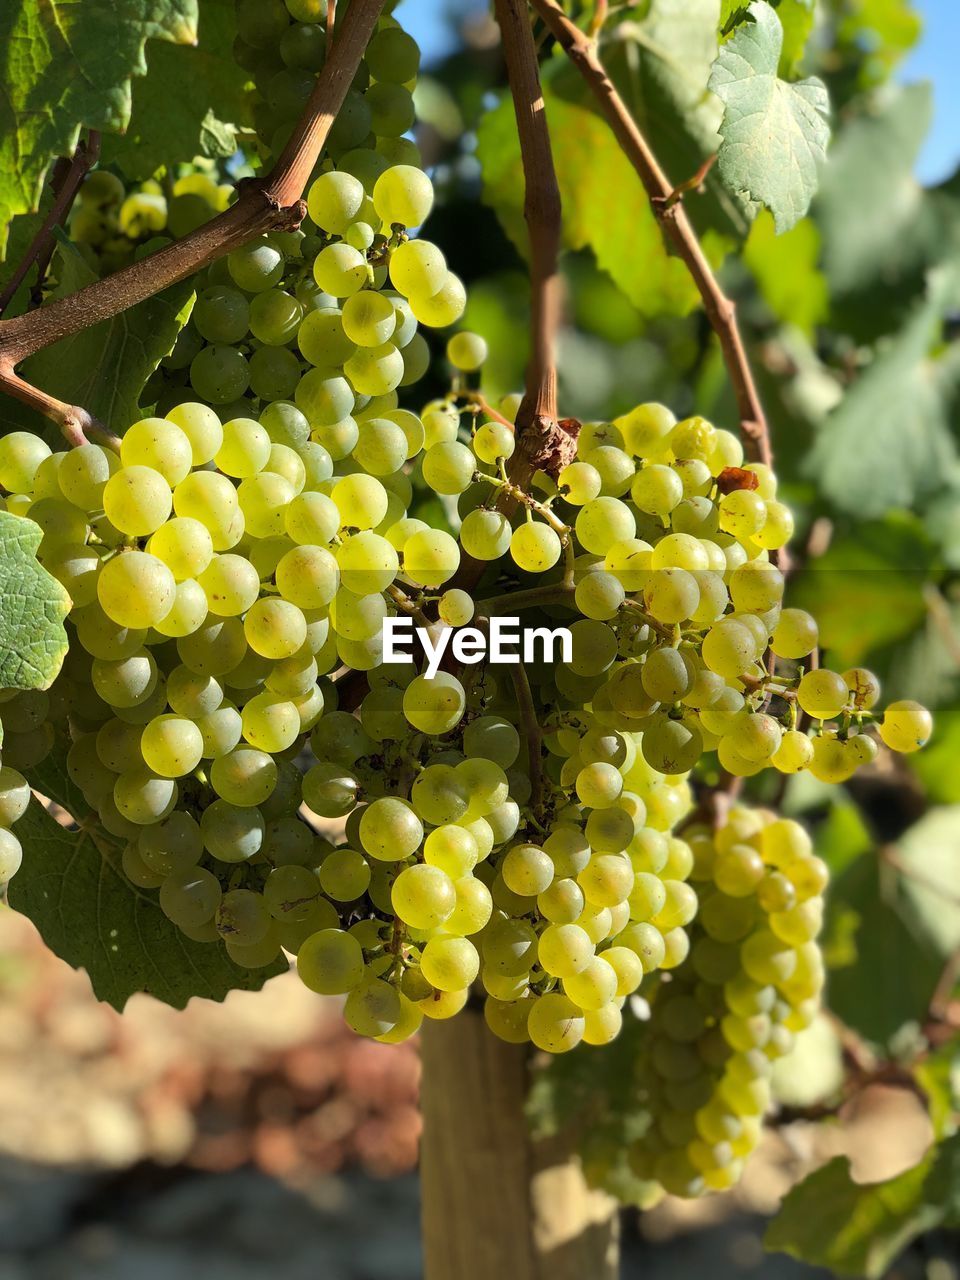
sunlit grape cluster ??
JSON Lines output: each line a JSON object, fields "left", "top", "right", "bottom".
{"left": 70, "top": 167, "right": 232, "bottom": 278}
{"left": 0, "top": 0, "right": 935, "bottom": 1212}
{"left": 627, "top": 808, "right": 826, "bottom": 1198}
{"left": 152, "top": 1, "right": 461, "bottom": 425}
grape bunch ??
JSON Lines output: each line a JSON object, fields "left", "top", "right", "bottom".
{"left": 69, "top": 167, "right": 232, "bottom": 279}
{"left": 152, "top": 3, "right": 449, "bottom": 424}
{"left": 627, "top": 808, "right": 826, "bottom": 1198}
{"left": 0, "top": 0, "right": 935, "bottom": 1206}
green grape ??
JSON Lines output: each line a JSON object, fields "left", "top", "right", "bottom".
{"left": 527, "top": 993, "right": 584, "bottom": 1053}
{"left": 216, "top": 888, "right": 271, "bottom": 947}
{"left": 296, "top": 928, "right": 364, "bottom": 995}
{"left": 284, "top": 491, "right": 339, "bottom": 545}
{"left": 303, "top": 761, "right": 359, "bottom": 817}
{"left": 344, "top": 976, "right": 401, "bottom": 1036}
{"left": 510, "top": 522, "right": 561, "bottom": 572}
{"left": 573, "top": 570, "right": 622, "bottom": 621}
{"left": 189, "top": 345, "right": 250, "bottom": 404}
{"left": 403, "top": 528, "right": 460, "bottom": 587}
{"left": 313, "top": 243, "right": 369, "bottom": 297}
{"left": 409, "top": 273, "right": 466, "bottom": 327}
{"left": 147, "top": 517, "right": 214, "bottom": 582}
{"left": 274, "top": 544, "right": 339, "bottom": 609}
{"left": 173, "top": 470, "right": 241, "bottom": 549}
{"left": 140, "top": 714, "right": 204, "bottom": 777}
{"left": 249, "top": 345, "right": 301, "bottom": 401}
{"left": 200, "top": 799, "right": 264, "bottom": 862}
{"left": 193, "top": 286, "right": 250, "bottom": 345}
{"left": 359, "top": 796, "right": 423, "bottom": 861}
{"left": 241, "top": 690, "right": 301, "bottom": 752}
{"left": 0, "top": 431, "right": 51, "bottom": 494}
{"left": 770, "top": 609, "right": 819, "bottom": 662}
{"left": 447, "top": 331, "right": 488, "bottom": 372}
{"left": 114, "top": 767, "right": 177, "bottom": 825}
{"left": 0, "top": 766, "right": 30, "bottom": 825}
{"left": 215, "top": 417, "right": 271, "bottom": 478}
{"left": 57, "top": 443, "right": 117, "bottom": 508}
{"left": 248, "top": 289, "right": 304, "bottom": 346}
{"left": 373, "top": 164, "right": 433, "bottom": 228}
{"left": 102, "top": 465, "right": 172, "bottom": 536}
{"left": 198, "top": 553, "right": 260, "bottom": 617}
{"left": 160, "top": 866, "right": 222, "bottom": 928}
{"left": 341, "top": 290, "right": 397, "bottom": 347}
{"left": 366, "top": 81, "right": 416, "bottom": 135}
{"left": 390, "top": 240, "right": 446, "bottom": 300}
{"left": 138, "top": 811, "right": 202, "bottom": 876}
{"left": 796, "top": 669, "right": 848, "bottom": 720}
{"left": 90, "top": 649, "right": 158, "bottom": 709}
{"left": 209, "top": 745, "right": 278, "bottom": 806}
{"left": 460, "top": 508, "right": 512, "bottom": 560}
{"left": 392, "top": 863, "right": 456, "bottom": 929}
{"left": 317, "top": 847, "right": 371, "bottom": 901}
{"left": 243, "top": 597, "right": 308, "bottom": 659}
{"left": 336, "top": 530, "right": 399, "bottom": 594}
{"left": 402, "top": 672, "right": 465, "bottom": 734}
{"left": 878, "top": 700, "right": 932, "bottom": 753}
{"left": 421, "top": 936, "right": 480, "bottom": 992}
{"left": 227, "top": 237, "right": 285, "bottom": 292}
{"left": 438, "top": 589, "right": 474, "bottom": 627}
{"left": 472, "top": 422, "right": 514, "bottom": 464}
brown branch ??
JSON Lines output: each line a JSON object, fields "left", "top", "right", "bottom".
{"left": 0, "top": 131, "right": 102, "bottom": 319}
{"left": 0, "top": 0, "right": 387, "bottom": 442}
{"left": 494, "top": 0, "right": 574, "bottom": 484}
{"left": 529, "top": 0, "right": 772, "bottom": 470}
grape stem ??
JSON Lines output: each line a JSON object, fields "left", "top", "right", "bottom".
{"left": 0, "top": 0, "right": 388, "bottom": 444}
{"left": 479, "top": 582, "right": 576, "bottom": 614}
{"left": 0, "top": 130, "right": 102, "bottom": 319}
{"left": 387, "top": 583, "right": 433, "bottom": 631}
{"left": 494, "top": 0, "right": 577, "bottom": 484}
{"left": 475, "top": 469, "right": 577, "bottom": 586}
{"left": 458, "top": 390, "right": 515, "bottom": 430}
{"left": 527, "top": 0, "right": 773, "bottom": 472}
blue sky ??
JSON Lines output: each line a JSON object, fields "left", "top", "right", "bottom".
{"left": 397, "top": 0, "right": 960, "bottom": 186}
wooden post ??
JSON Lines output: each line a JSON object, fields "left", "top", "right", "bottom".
{"left": 419, "top": 1012, "right": 620, "bottom": 1280}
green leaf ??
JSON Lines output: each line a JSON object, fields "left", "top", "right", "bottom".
{"left": 910, "top": 708, "right": 960, "bottom": 803}
{"left": 743, "top": 209, "right": 828, "bottom": 336}
{"left": 100, "top": 0, "right": 248, "bottom": 179}
{"left": 8, "top": 798, "right": 285, "bottom": 1011}
{"left": 815, "top": 800, "right": 873, "bottom": 877}
{"left": 914, "top": 1041, "right": 960, "bottom": 1140}
{"left": 0, "top": 513, "right": 69, "bottom": 690}
{"left": 708, "top": 1, "right": 830, "bottom": 231}
{"left": 599, "top": 0, "right": 754, "bottom": 243}
{"left": 825, "top": 852, "right": 944, "bottom": 1044}
{"left": 0, "top": 0, "right": 198, "bottom": 258}
{"left": 477, "top": 80, "right": 698, "bottom": 318}
{"left": 4, "top": 243, "right": 194, "bottom": 437}
{"left": 766, "top": 1139, "right": 960, "bottom": 1277}
{"left": 789, "top": 516, "right": 932, "bottom": 668}
{"left": 895, "top": 807, "right": 960, "bottom": 956}
{"left": 814, "top": 83, "right": 941, "bottom": 334}
{"left": 720, "top": 0, "right": 816, "bottom": 74}
{"left": 807, "top": 267, "right": 959, "bottom": 518}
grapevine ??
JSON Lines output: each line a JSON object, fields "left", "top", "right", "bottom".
{"left": 0, "top": 0, "right": 939, "bottom": 1237}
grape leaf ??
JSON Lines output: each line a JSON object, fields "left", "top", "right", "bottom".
{"left": 477, "top": 83, "right": 699, "bottom": 318}
{"left": 814, "top": 83, "right": 947, "bottom": 337}
{"left": 0, "top": 513, "right": 69, "bottom": 691}
{"left": 910, "top": 710, "right": 960, "bottom": 805}
{"left": 825, "top": 852, "right": 945, "bottom": 1044}
{"left": 0, "top": 0, "right": 198, "bottom": 259}
{"left": 789, "top": 516, "right": 933, "bottom": 668}
{"left": 708, "top": 1, "right": 830, "bottom": 231}
{"left": 895, "top": 807, "right": 960, "bottom": 956}
{"left": 766, "top": 1140, "right": 960, "bottom": 1277}
{"left": 100, "top": 0, "right": 249, "bottom": 180}
{"left": 806, "top": 267, "right": 959, "bottom": 518}
{"left": 2, "top": 242, "right": 194, "bottom": 438}
{"left": 595, "top": 0, "right": 754, "bottom": 243}
{"left": 8, "top": 797, "right": 286, "bottom": 1011}
{"left": 721, "top": 0, "right": 815, "bottom": 73}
